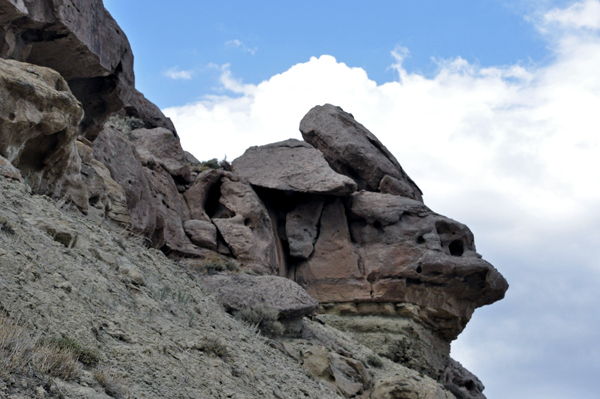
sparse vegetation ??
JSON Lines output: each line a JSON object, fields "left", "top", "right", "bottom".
{"left": 107, "top": 115, "right": 145, "bottom": 137}
{"left": 365, "top": 353, "right": 384, "bottom": 368}
{"left": 233, "top": 304, "right": 284, "bottom": 337}
{"left": 189, "top": 156, "right": 232, "bottom": 173}
{"left": 39, "top": 336, "right": 100, "bottom": 367}
{"left": 0, "top": 215, "right": 15, "bottom": 235}
{"left": 94, "top": 368, "right": 129, "bottom": 399}
{"left": 198, "top": 336, "right": 229, "bottom": 359}
{"left": 188, "top": 255, "right": 240, "bottom": 275}
{"left": 0, "top": 317, "right": 81, "bottom": 380}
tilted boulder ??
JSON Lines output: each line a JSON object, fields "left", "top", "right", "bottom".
{"left": 0, "top": 0, "right": 135, "bottom": 138}
{"left": 300, "top": 104, "right": 422, "bottom": 201}
{"left": 232, "top": 138, "right": 357, "bottom": 195}
{"left": 0, "top": 58, "right": 87, "bottom": 210}
{"left": 183, "top": 219, "right": 218, "bottom": 251}
{"left": 199, "top": 273, "right": 318, "bottom": 320}
{"left": 0, "top": 153, "right": 22, "bottom": 181}
{"left": 122, "top": 89, "right": 178, "bottom": 134}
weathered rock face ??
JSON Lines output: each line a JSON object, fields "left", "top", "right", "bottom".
{"left": 0, "top": 0, "right": 135, "bottom": 139}
{"left": 0, "top": 58, "right": 87, "bottom": 210}
{"left": 123, "top": 89, "right": 177, "bottom": 134}
{"left": 232, "top": 139, "right": 357, "bottom": 195}
{"left": 300, "top": 104, "right": 423, "bottom": 201}
{"left": 92, "top": 126, "right": 157, "bottom": 236}
{"left": 129, "top": 127, "right": 191, "bottom": 183}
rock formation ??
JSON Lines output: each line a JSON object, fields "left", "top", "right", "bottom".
{"left": 0, "top": 1, "right": 508, "bottom": 398}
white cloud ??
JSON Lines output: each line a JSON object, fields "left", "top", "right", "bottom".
{"left": 164, "top": 3, "right": 600, "bottom": 396}
{"left": 545, "top": 0, "right": 600, "bottom": 29}
{"left": 225, "top": 39, "right": 258, "bottom": 55}
{"left": 164, "top": 67, "right": 194, "bottom": 80}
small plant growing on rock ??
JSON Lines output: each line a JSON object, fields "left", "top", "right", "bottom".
{"left": 190, "top": 255, "right": 240, "bottom": 275}
{"left": 233, "top": 304, "right": 284, "bottom": 337}
{"left": 198, "top": 336, "right": 229, "bottom": 360}
{"left": 107, "top": 115, "right": 145, "bottom": 137}
{"left": 0, "top": 215, "right": 15, "bottom": 235}
{"left": 94, "top": 368, "right": 129, "bottom": 399}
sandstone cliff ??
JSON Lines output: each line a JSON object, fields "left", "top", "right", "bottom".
{"left": 0, "top": 1, "right": 507, "bottom": 398}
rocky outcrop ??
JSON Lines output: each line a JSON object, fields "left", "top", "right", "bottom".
{"left": 122, "top": 89, "right": 178, "bottom": 134}
{"left": 300, "top": 104, "right": 423, "bottom": 201}
{"left": 0, "top": 58, "right": 87, "bottom": 210}
{"left": 93, "top": 126, "right": 157, "bottom": 236}
{"left": 129, "top": 127, "right": 191, "bottom": 183}
{"left": 232, "top": 139, "right": 357, "bottom": 195}
{"left": 0, "top": 0, "right": 135, "bottom": 139}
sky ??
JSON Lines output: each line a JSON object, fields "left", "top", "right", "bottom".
{"left": 103, "top": 1, "right": 600, "bottom": 398}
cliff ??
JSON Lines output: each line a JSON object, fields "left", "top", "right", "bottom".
{"left": 0, "top": 1, "right": 507, "bottom": 398}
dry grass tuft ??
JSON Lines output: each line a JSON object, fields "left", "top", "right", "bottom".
{"left": 0, "top": 317, "right": 81, "bottom": 380}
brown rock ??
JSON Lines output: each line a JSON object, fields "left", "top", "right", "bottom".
{"left": 129, "top": 127, "right": 191, "bottom": 183}
{"left": 142, "top": 163, "right": 197, "bottom": 254}
{"left": 296, "top": 198, "right": 371, "bottom": 302}
{"left": 184, "top": 169, "right": 225, "bottom": 221}
{"left": 93, "top": 126, "right": 157, "bottom": 236}
{"left": 183, "top": 219, "right": 217, "bottom": 250}
{"left": 0, "top": 0, "right": 135, "bottom": 139}
{"left": 199, "top": 273, "right": 318, "bottom": 319}
{"left": 232, "top": 139, "right": 357, "bottom": 195}
{"left": 0, "top": 58, "right": 87, "bottom": 210}
{"left": 286, "top": 196, "right": 324, "bottom": 259}
{"left": 213, "top": 173, "right": 280, "bottom": 274}
{"left": 300, "top": 104, "right": 422, "bottom": 201}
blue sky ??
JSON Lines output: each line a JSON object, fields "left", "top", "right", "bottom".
{"left": 103, "top": 1, "right": 600, "bottom": 398}
{"left": 104, "top": 0, "right": 563, "bottom": 108}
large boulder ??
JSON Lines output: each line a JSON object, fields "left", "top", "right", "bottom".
{"left": 93, "top": 126, "right": 157, "bottom": 236}
{"left": 232, "top": 139, "right": 357, "bottom": 195}
{"left": 300, "top": 104, "right": 422, "bottom": 201}
{"left": 122, "top": 89, "right": 177, "bottom": 135}
{"left": 129, "top": 127, "right": 191, "bottom": 183}
{"left": 0, "top": 58, "right": 87, "bottom": 210}
{"left": 0, "top": 0, "right": 135, "bottom": 139}
{"left": 198, "top": 273, "right": 318, "bottom": 320}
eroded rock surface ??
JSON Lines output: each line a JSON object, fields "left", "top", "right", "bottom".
{"left": 0, "top": 0, "right": 135, "bottom": 138}
{"left": 232, "top": 138, "right": 357, "bottom": 195}
{"left": 300, "top": 104, "right": 422, "bottom": 201}
{"left": 0, "top": 58, "right": 87, "bottom": 210}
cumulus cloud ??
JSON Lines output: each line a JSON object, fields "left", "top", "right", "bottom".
{"left": 225, "top": 39, "right": 258, "bottom": 55}
{"left": 163, "top": 67, "right": 194, "bottom": 80}
{"left": 164, "top": 3, "right": 600, "bottom": 397}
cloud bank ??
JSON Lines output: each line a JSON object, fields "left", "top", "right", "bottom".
{"left": 164, "top": 2, "right": 600, "bottom": 398}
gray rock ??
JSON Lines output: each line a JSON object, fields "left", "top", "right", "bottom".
{"left": 123, "top": 89, "right": 177, "bottom": 135}
{"left": 442, "top": 359, "right": 486, "bottom": 399}
{"left": 93, "top": 126, "right": 157, "bottom": 236}
{"left": 232, "top": 139, "right": 357, "bottom": 195}
{"left": 0, "top": 154, "right": 22, "bottom": 181}
{"left": 286, "top": 196, "right": 324, "bottom": 259}
{"left": 0, "top": 0, "right": 135, "bottom": 139}
{"left": 300, "top": 104, "right": 422, "bottom": 201}
{"left": 199, "top": 273, "right": 318, "bottom": 319}
{"left": 129, "top": 127, "right": 191, "bottom": 183}
{"left": 0, "top": 58, "right": 87, "bottom": 211}
{"left": 183, "top": 219, "right": 217, "bottom": 250}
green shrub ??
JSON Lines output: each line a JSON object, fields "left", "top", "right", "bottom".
{"left": 107, "top": 115, "right": 145, "bottom": 137}
{"left": 233, "top": 304, "right": 284, "bottom": 337}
